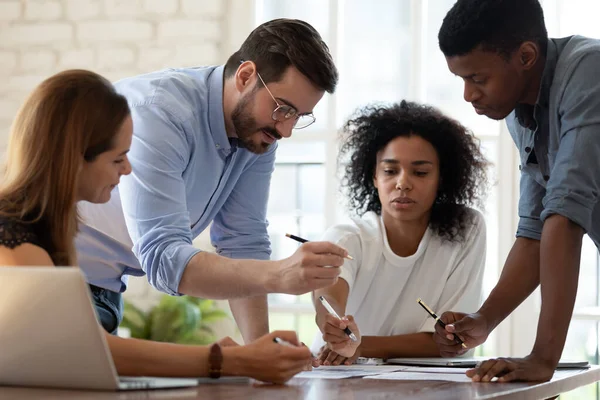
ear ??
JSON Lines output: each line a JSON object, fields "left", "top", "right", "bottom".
{"left": 235, "top": 61, "right": 257, "bottom": 94}
{"left": 517, "top": 41, "right": 539, "bottom": 70}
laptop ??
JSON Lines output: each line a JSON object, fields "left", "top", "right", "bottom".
{"left": 0, "top": 267, "right": 200, "bottom": 391}
{"left": 385, "top": 357, "right": 590, "bottom": 369}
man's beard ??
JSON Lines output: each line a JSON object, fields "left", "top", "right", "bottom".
{"left": 231, "top": 92, "right": 281, "bottom": 154}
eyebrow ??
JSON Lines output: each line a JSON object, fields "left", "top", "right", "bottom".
{"left": 118, "top": 149, "right": 130, "bottom": 157}
{"left": 276, "top": 97, "right": 313, "bottom": 116}
{"left": 380, "top": 159, "right": 434, "bottom": 166}
{"left": 455, "top": 73, "right": 480, "bottom": 80}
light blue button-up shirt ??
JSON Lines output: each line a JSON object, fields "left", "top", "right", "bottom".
{"left": 506, "top": 36, "right": 600, "bottom": 246}
{"left": 76, "top": 66, "right": 275, "bottom": 294}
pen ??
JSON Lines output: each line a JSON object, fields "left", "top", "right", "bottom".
{"left": 416, "top": 298, "right": 467, "bottom": 349}
{"left": 273, "top": 337, "right": 296, "bottom": 347}
{"left": 318, "top": 295, "right": 358, "bottom": 342}
{"left": 285, "top": 233, "right": 354, "bottom": 260}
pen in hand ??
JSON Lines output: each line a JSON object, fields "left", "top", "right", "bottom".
{"left": 318, "top": 296, "right": 358, "bottom": 342}
{"left": 273, "top": 337, "right": 297, "bottom": 347}
{"left": 416, "top": 298, "right": 467, "bottom": 349}
{"left": 285, "top": 233, "right": 354, "bottom": 260}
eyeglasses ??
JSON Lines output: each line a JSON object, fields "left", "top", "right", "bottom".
{"left": 256, "top": 71, "right": 316, "bottom": 130}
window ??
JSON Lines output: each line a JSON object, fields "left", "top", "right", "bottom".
{"left": 257, "top": 0, "right": 511, "bottom": 354}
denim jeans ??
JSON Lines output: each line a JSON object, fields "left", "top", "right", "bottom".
{"left": 88, "top": 284, "right": 123, "bottom": 335}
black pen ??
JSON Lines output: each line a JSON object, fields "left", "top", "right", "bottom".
{"left": 417, "top": 298, "right": 467, "bottom": 349}
{"left": 285, "top": 233, "right": 354, "bottom": 260}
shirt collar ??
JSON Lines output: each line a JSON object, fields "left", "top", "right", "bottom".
{"left": 536, "top": 39, "right": 559, "bottom": 108}
{"left": 207, "top": 65, "right": 231, "bottom": 151}
{"left": 515, "top": 39, "right": 559, "bottom": 129}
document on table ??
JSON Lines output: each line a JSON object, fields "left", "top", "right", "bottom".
{"left": 364, "top": 371, "right": 475, "bottom": 382}
{"left": 364, "top": 366, "right": 477, "bottom": 383}
{"left": 400, "top": 367, "right": 471, "bottom": 374}
{"left": 296, "top": 365, "right": 405, "bottom": 379}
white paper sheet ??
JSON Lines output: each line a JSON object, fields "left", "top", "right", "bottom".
{"left": 296, "top": 365, "right": 405, "bottom": 379}
{"left": 364, "top": 371, "right": 475, "bottom": 383}
{"left": 400, "top": 367, "right": 471, "bottom": 374}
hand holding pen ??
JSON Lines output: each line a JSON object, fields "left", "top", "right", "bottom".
{"left": 272, "top": 234, "right": 351, "bottom": 295}
{"left": 286, "top": 234, "right": 354, "bottom": 260}
{"left": 417, "top": 298, "right": 467, "bottom": 349}
{"left": 317, "top": 296, "right": 361, "bottom": 361}
{"left": 431, "top": 310, "right": 492, "bottom": 358}
{"left": 273, "top": 337, "right": 317, "bottom": 370}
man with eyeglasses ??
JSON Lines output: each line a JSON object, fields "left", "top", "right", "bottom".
{"left": 76, "top": 19, "right": 343, "bottom": 345}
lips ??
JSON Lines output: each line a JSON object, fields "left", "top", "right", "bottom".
{"left": 473, "top": 104, "right": 487, "bottom": 115}
{"left": 391, "top": 197, "right": 416, "bottom": 204}
{"left": 261, "top": 129, "right": 277, "bottom": 144}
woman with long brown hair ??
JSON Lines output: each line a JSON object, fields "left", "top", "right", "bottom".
{"left": 0, "top": 69, "right": 310, "bottom": 383}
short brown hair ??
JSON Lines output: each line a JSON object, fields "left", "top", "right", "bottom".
{"left": 225, "top": 18, "right": 338, "bottom": 93}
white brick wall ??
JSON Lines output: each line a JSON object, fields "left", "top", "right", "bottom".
{"left": 0, "top": 0, "right": 242, "bottom": 331}
{"left": 0, "top": 0, "right": 230, "bottom": 152}
{"left": 24, "top": 0, "right": 63, "bottom": 21}
{"left": 0, "top": 1, "right": 22, "bottom": 21}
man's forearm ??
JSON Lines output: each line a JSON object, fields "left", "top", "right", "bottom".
{"left": 229, "top": 295, "right": 269, "bottom": 343}
{"left": 532, "top": 215, "right": 583, "bottom": 363}
{"left": 479, "top": 237, "right": 541, "bottom": 330}
{"left": 178, "top": 252, "right": 274, "bottom": 299}
{"left": 360, "top": 333, "right": 439, "bottom": 359}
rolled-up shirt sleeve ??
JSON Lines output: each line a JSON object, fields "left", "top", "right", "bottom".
{"left": 209, "top": 143, "right": 276, "bottom": 261}
{"left": 517, "top": 171, "right": 546, "bottom": 240}
{"left": 119, "top": 105, "right": 199, "bottom": 295}
{"left": 541, "top": 53, "right": 600, "bottom": 232}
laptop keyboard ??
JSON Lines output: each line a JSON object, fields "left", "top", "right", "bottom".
{"left": 119, "top": 377, "right": 155, "bottom": 389}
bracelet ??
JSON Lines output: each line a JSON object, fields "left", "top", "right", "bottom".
{"left": 208, "top": 342, "right": 223, "bottom": 379}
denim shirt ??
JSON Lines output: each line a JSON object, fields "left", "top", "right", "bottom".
{"left": 506, "top": 36, "right": 600, "bottom": 247}
{"left": 76, "top": 66, "right": 275, "bottom": 294}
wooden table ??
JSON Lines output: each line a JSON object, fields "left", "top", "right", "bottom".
{"left": 0, "top": 367, "right": 598, "bottom": 400}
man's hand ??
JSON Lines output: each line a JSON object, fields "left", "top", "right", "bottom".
{"left": 466, "top": 354, "right": 556, "bottom": 382}
{"left": 268, "top": 241, "right": 348, "bottom": 295}
{"left": 433, "top": 311, "right": 491, "bottom": 357}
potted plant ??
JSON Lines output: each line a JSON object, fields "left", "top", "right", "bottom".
{"left": 121, "top": 295, "right": 229, "bottom": 345}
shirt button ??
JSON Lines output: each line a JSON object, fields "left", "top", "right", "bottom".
{"left": 544, "top": 175, "right": 550, "bottom": 181}
{"left": 519, "top": 165, "right": 522, "bottom": 171}
{"left": 216, "top": 144, "right": 220, "bottom": 149}
{"left": 525, "top": 147, "right": 532, "bottom": 153}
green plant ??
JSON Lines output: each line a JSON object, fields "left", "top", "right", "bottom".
{"left": 121, "top": 295, "right": 229, "bottom": 345}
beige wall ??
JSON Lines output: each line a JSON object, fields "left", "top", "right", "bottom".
{"left": 0, "top": 0, "right": 255, "bottom": 341}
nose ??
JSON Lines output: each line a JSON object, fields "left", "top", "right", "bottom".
{"left": 276, "top": 119, "right": 295, "bottom": 139}
{"left": 121, "top": 157, "right": 133, "bottom": 176}
{"left": 395, "top": 170, "right": 412, "bottom": 191}
{"left": 463, "top": 81, "right": 482, "bottom": 104}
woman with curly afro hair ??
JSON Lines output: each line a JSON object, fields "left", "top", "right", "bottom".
{"left": 311, "top": 100, "right": 489, "bottom": 365}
